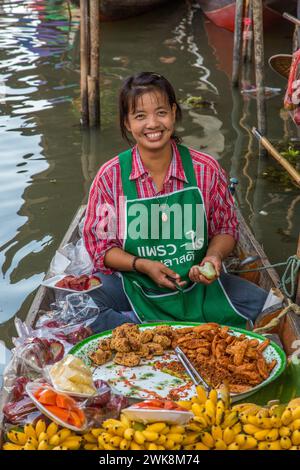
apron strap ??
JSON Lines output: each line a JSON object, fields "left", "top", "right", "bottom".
{"left": 119, "top": 144, "right": 197, "bottom": 199}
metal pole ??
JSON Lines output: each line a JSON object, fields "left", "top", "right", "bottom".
{"left": 88, "top": 0, "right": 100, "bottom": 127}
{"left": 252, "top": 0, "right": 267, "bottom": 135}
{"left": 80, "top": 0, "right": 90, "bottom": 127}
{"left": 232, "top": 0, "right": 244, "bottom": 87}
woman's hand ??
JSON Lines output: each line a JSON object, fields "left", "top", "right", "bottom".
{"left": 189, "top": 254, "right": 222, "bottom": 286}
{"left": 137, "top": 259, "right": 187, "bottom": 290}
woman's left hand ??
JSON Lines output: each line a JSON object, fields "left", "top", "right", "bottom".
{"left": 188, "top": 254, "right": 221, "bottom": 285}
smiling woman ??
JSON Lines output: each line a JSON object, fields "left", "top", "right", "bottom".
{"left": 82, "top": 72, "right": 269, "bottom": 332}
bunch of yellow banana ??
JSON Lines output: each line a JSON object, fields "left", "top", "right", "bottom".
{"left": 3, "top": 419, "right": 83, "bottom": 451}
{"left": 82, "top": 414, "right": 186, "bottom": 451}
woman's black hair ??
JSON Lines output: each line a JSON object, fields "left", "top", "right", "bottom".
{"left": 119, "top": 72, "right": 182, "bottom": 145}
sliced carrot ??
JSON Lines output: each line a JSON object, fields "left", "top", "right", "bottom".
{"left": 38, "top": 389, "right": 57, "bottom": 406}
{"left": 68, "top": 410, "right": 82, "bottom": 428}
{"left": 55, "top": 393, "right": 76, "bottom": 410}
{"left": 45, "top": 405, "right": 71, "bottom": 423}
{"left": 76, "top": 408, "right": 85, "bottom": 424}
{"left": 33, "top": 388, "right": 45, "bottom": 400}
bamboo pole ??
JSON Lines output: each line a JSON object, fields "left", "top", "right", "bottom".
{"left": 88, "top": 0, "right": 100, "bottom": 127}
{"left": 252, "top": 0, "right": 267, "bottom": 135}
{"left": 252, "top": 128, "right": 300, "bottom": 186}
{"left": 232, "top": 0, "right": 244, "bottom": 86}
{"left": 80, "top": 0, "right": 90, "bottom": 127}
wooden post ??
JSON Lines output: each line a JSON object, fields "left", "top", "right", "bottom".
{"left": 88, "top": 0, "right": 100, "bottom": 127}
{"left": 232, "top": 0, "right": 244, "bottom": 87}
{"left": 245, "top": 0, "right": 253, "bottom": 63}
{"left": 80, "top": 0, "right": 89, "bottom": 127}
{"left": 252, "top": 0, "right": 267, "bottom": 135}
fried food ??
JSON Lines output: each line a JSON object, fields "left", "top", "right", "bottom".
{"left": 89, "top": 323, "right": 277, "bottom": 394}
{"left": 114, "top": 352, "right": 141, "bottom": 367}
{"left": 89, "top": 349, "right": 112, "bottom": 366}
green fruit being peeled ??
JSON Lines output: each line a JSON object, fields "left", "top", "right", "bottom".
{"left": 196, "top": 262, "right": 217, "bottom": 280}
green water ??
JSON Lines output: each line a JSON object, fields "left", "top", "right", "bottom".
{"left": 0, "top": 0, "right": 299, "bottom": 348}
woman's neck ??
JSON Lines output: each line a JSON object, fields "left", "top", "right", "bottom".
{"left": 137, "top": 141, "right": 173, "bottom": 176}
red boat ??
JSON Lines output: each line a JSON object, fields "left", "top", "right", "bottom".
{"left": 198, "top": 0, "right": 297, "bottom": 32}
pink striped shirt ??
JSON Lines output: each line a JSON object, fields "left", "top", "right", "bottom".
{"left": 83, "top": 142, "right": 239, "bottom": 274}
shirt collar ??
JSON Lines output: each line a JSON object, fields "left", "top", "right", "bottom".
{"left": 129, "top": 141, "right": 188, "bottom": 183}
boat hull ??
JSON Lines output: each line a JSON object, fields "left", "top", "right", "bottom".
{"left": 198, "top": 0, "right": 297, "bottom": 32}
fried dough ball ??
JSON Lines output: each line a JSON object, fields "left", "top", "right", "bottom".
{"left": 152, "top": 325, "right": 174, "bottom": 338}
{"left": 136, "top": 343, "right": 150, "bottom": 358}
{"left": 114, "top": 352, "right": 141, "bottom": 367}
{"left": 140, "top": 330, "right": 154, "bottom": 344}
{"left": 152, "top": 334, "right": 172, "bottom": 349}
{"left": 89, "top": 348, "right": 112, "bottom": 365}
{"left": 110, "top": 337, "right": 131, "bottom": 353}
{"left": 98, "top": 338, "right": 111, "bottom": 351}
{"left": 147, "top": 342, "right": 164, "bottom": 356}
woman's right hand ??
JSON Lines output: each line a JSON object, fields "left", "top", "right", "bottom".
{"left": 136, "top": 259, "right": 186, "bottom": 290}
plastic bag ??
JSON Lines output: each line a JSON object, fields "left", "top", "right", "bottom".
{"left": 50, "top": 238, "right": 93, "bottom": 277}
{"left": 284, "top": 49, "right": 300, "bottom": 110}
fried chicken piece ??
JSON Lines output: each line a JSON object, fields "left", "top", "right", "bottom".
{"left": 147, "top": 342, "right": 164, "bottom": 356}
{"left": 112, "top": 323, "right": 139, "bottom": 339}
{"left": 114, "top": 352, "right": 141, "bottom": 367}
{"left": 152, "top": 334, "right": 172, "bottom": 349}
{"left": 233, "top": 340, "right": 249, "bottom": 366}
{"left": 127, "top": 332, "right": 142, "bottom": 351}
{"left": 256, "top": 353, "right": 270, "bottom": 379}
{"left": 136, "top": 344, "right": 150, "bottom": 358}
{"left": 257, "top": 339, "right": 270, "bottom": 353}
{"left": 110, "top": 337, "right": 131, "bottom": 353}
{"left": 89, "top": 348, "right": 112, "bottom": 365}
{"left": 140, "top": 330, "right": 154, "bottom": 344}
{"left": 98, "top": 338, "right": 111, "bottom": 351}
{"left": 152, "top": 325, "right": 174, "bottom": 338}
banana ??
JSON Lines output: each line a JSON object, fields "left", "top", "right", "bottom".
{"left": 23, "top": 442, "right": 37, "bottom": 450}
{"left": 270, "top": 416, "right": 281, "bottom": 428}
{"left": 231, "top": 422, "right": 242, "bottom": 435}
{"left": 120, "top": 414, "right": 131, "bottom": 428}
{"left": 200, "top": 431, "right": 215, "bottom": 449}
{"left": 169, "top": 425, "right": 185, "bottom": 434}
{"left": 142, "top": 431, "right": 159, "bottom": 442}
{"left": 109, "top": 436, "right": 122, "bottom": 448}
{"left": 209, "top": 389, "right": 218, "bottom": 405}
{"left": 35, "top": 419, "right": 46, "bottom": 438}
{"left": 134, "top": 430, "right": 145, "bottom": 445}
{"left": 240, "top": 436, "right": 257, "bottom": 450}
{"left": 167, "top": 433, "right": 184, "bottom": 444}
{"left": 46, "top": 422, "right": 59, "bottom": 439}
{"left": 193, "top": 442, "right": 210, "bottom": 450}
{"left": 83, "top": 432, "right": 98, "bottom": 444}
{"left": 63, "top": 436, "right": 83, "bottom": 450}
{"left": 235, "top": 434, "right": 248, "bottom": 446}
{"left": 3, "top": 442, "right": 24, "bottom": 450}
{"left": 6, "top": 430, "right": 27, "bottom": 446}
{"left": 292, "top": 407, "right": 300, "bottom": 420}
{"left": 290, "top": 445, "right": 300, "bottom": 450}
{"left": 52, "top": 446, "right": 68, "bottom": 450}
{"left": 38, "top": 432, "right": 48, "bottom": 444}
{"left": 186, "top": 421, "right": 205, "bottom": 432}
{"left": 266, "top": 440, "right": 282, "bottom": 450}
{"left": 223, "top": 427, "right": 235, "bottom": 445}
{"left": 164, "top": 438, "right": 175, "bottom": 450}
{"left": 49, "top": 434, "right": 61, "bottom": 447}
{"left": 256, "top": 417, "right": 274, "bottom": 429}
{"left": 281, "top": 408, "right": 293, "bottom": 426}
{"left": 280, "top": 437, "right": 292, "bottom": 450}
{"left": 279, "top": 426, "right": 292, "bottom": 438}
{"left": 243, "top": 424, "right": 262, "bottom": 435}
{"left": 84, "top": 443, "right": 99, "bottom": 450}
{"left": 227, "top": 442, "right": 240, "bottom": 450}
{"left": 193, "top": 415, "right": 210, "bottom": 428}
{"left": 222, "top": 411, "right": 239, "bottom": 428}
{"left": 38, "top": 440, "right": 50, "bottom": 451}
{"left": 156, "top": 434, "right": 167, "bottom": 445}
{"left": 292, "top": 419, "right": 300, "bottom": 431}
{"left": 91, "top": 428, "right": 105, "bottom": 438}
{"left": 196, "top": 385, "right": 208, "bottom": 404}
{"left": 124, "top": 428, "right": 135, "bottom": 440}
{"left": 57, "top": 429, "right": 72, "bottom": 444}
{"left": 291, "top": 430, "right": 300, "bottom": 446}
{"left": 266, "top": 429, "right": 279, "bottom": 442}
{"left": 256, "top": 407, "right": 270, "bottom": 419}
{"left": 254, "top": 429, "right": 270, "bottom": 441}
{"left": 257, "top": 441, "right": 269, "bottom": 450}
{"left": 215, "top": 400, "right": 225, "bottom": 426}
{"left": 204, "top": 399, "right": 216, "bottom": 425}
{"left": 160, "top": 425, "right": 170, "bottom": 435}
{"left": 120, "top": 439, "right": 130, "bottom": 450}
{"left": 146, "top": 423, "right": 167, "bottom": 433}
{"left": 182, "top": 432, "right": 202, "bottom": 445}
{"left": 176, "top": 400, "right": 192, "bottom": 410}
{"left": 211, "top": 425, "right": 223, "bottom": 441}
{"left": 191, "top": 403, "right": 205, "bottom": 417}
{"left": 27, "top": 436, "right": 39, "bottom": 448}
{"left": 214, "top": 438, "right": 227, "bottom": 450}
{"left": 24, "top": 423, "right": 37, "bottom": 439}
{"left": 147, "top": 443, "right": 158, "bottom": 451}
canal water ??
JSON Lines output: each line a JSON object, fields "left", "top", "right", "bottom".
{"left": 0, "top": 0, "right": 299, "bottom": 347}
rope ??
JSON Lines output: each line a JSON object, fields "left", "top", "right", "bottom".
{"left": 229, "top": 255, "right": 300, "bottom": 300}
{"left": 253, "top": 301, "right": 300, "bottom": 334}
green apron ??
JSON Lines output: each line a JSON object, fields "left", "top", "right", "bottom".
{"left": 119, "top": 144, "right": 247, "bottom": 328}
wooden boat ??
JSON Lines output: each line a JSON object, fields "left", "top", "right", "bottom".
{"left": 197, "top": 0, "right": 297, "bottom": 32}
{"left": 1, "top": 202, "right": 299, "bottom": 442}
{"left": 71, "top": 0, "right": 172, "bottom": 21}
